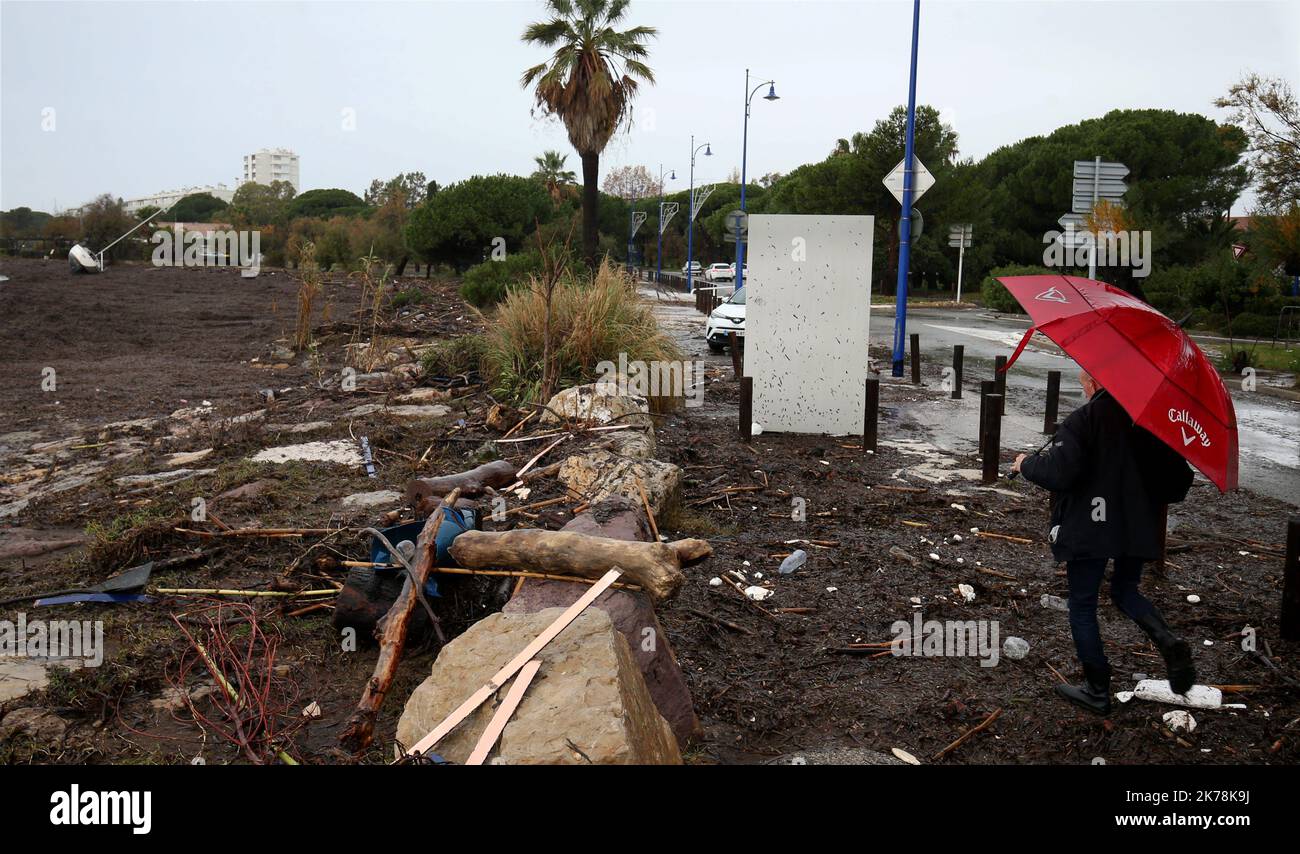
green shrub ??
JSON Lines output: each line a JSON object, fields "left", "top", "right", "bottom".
{"left": 978, "top": 264, "right": 1058, "bottom": 313}
{"left": 421, "top": 334, "right": 488, "bottom": 378}
{"left": 460, "top": 251, "right": 544, "bottom": 308}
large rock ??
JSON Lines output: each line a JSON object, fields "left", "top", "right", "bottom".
{"left": 559, "top": 451, "right": 681, "bottom": 517}
{"left": 539, "top": 382, "right": 652, "bottom": 430}
{"left": 501, "top": 496, "right": 699, "bottom": 747}
{"left": 395, "top": 608, "right": 681, "bottom": 765}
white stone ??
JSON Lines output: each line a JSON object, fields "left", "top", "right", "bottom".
{"left": 1163, "top": 710, "right": 1197, "bottom": 733}
{"left": 1133, "top": 680, "right": 1222, "bottom": 709}
{"left": 341, "top": 489, "right": 403, "bottom": 509}
{"left": 252, "top": 440, "right": 363, "bottom": 466}
{"left": 744, "top": 586, "right": 774, "bottom": 601}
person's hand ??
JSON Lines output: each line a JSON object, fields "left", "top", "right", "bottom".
{"left": 1011, "top": 453, "right": 1027, "bottom": 473}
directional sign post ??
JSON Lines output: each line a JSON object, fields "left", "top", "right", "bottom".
{"left": 1071, "top": 158, "right": 1129, "bottom": 279}
{"left": 947, "top": 223, "right": 973, "bottom": 302}
{"left": 723, "top": 209, "right": 748, "bottom": 243}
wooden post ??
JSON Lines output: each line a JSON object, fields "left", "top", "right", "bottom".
{"left": 978, "top": 380, "right": 994, "bottom": 451}
{"left": 739, "top": 376, "right": 753, "bottom": 442}
{"left": 1044, "top": 370, "right": 1061, "bottom": 434}
{"left": 981, "top": 394, "right": 1003, "bottom": 485}
{"left": 910, "top": 333, "right": 921, "bottom": 385}
{"left": 728, "top": 331, "right": 742, "bottom": 379}
{"left": 1152, "top": 504, "right": 1169, "bottom": 575}
{"left": 1283, "top": 517, "right": 1300, "bottom": 641}
{"left": 864, "top": 377, "right": 880, "bottom": 454}
{"left": 994, "top": 355, "right": 1007, "bottom": 415}
{"left": 951, "top": 345, "right": 964, "bottom": 400}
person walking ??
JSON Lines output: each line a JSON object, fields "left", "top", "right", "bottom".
{"left": 1012, "top": 368, "right": 1196, "bottom": 715}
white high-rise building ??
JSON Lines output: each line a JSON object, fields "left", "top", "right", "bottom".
{"left": 242, "top": 148, "right": 300, "bottom": 191}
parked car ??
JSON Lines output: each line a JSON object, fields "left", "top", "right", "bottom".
{"left": 729, "top": 262, "right": 749, "bottom": 279}
{"left": 681, "top": 261, "right": 703, "bottom": 276}
{"left": 705, "top": 262, "right": 733, "bottom": 282}
{"left": 705, "top": 286, "right": 746, "bottom": 352}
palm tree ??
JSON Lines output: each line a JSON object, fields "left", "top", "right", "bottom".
{"left": 532, "top": 149, "right": 578, "bottom": 204}
{"left": 521, "top": 0, "right": 657, "bottom": 266}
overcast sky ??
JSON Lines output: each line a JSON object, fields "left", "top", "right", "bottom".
{"left": 3, "top": 0, "right": 1297, "bottom": 214}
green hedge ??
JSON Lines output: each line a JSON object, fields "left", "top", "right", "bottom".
{"left": 460, "top": 251, "right": 544, "bottom": 308}
{"left": 978, "top": 264, "right": 1058, "bottom": 313}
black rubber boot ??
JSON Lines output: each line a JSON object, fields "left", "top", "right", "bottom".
{"left": 1134, "top": 610, "right": 1195, "bottom": 694}
{"left": 1055, "top": 662, "right": 1112, "bottom": 715}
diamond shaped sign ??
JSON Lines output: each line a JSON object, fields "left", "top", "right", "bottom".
{"left": 883, "top": 156, "right": 935, "bottom": 206}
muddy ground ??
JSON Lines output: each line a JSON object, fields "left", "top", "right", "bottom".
{"left": 0, "top": 256, "right": 1295, "bottom": 765}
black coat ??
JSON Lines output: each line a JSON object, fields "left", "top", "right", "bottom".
{"left": 1019, "top": 389, "right": 1191, "bottom": 562}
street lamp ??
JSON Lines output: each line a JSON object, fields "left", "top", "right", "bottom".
{"left": 735, "top": 69, "right": 779, "bottom": 293}
{"left": 655, "top": 163, "right": 675, "bottom": 285}
{"left": 687, "top": 136, "right": 712, "bottom": 295}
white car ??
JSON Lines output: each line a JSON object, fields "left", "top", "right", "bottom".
{"left": 681, "top": 261, "right": 703, "bottom": 276}
{"left": 729, "top": 262, "right": 749, "bottom": 280}
{"left": 704, "top": 263, "right": 733, "bottom": 283}
{"left": 704, "top": 286, "right": 746, "bottom": 353}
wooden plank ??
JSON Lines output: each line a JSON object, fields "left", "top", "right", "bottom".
{"left": 465, "top": 658, "right": 543, "bottom": 765}
{"left": 404, "top": 567, "right": 622, "bottom": 758}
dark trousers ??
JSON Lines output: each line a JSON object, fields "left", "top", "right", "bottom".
{"left": 1065, "top": 556, "right": 1156, "bottom": 672}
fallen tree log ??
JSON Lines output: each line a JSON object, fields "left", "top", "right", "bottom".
{"left": 449, "top": 528, "right": 707, "bottom": 602}
{"left": 407, "top": 460, "right": 517, "bottom": 510}
{"left": 340, "top": 487, "right": 460, "bottom": 752}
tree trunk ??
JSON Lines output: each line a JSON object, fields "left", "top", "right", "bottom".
{"left": 581, "top": 150, "right": 600, "bottom": 268}
{"left": 395, "top": 255, "right": 409, "bottom": 277}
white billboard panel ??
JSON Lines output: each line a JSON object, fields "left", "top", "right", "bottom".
{"left": 745, "top": 214, "right": 873, "bottom": 435}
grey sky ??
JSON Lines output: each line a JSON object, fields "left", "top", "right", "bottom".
{"left": 3, "top": 0, "right": 1297, "bottom": 214}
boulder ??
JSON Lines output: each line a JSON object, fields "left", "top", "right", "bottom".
{"left": 539, "top": 382, "right": 652, "bottom": 430}
{"left": 559, "top": 451, "right": 681, "bottom": 517}
{"left": 503, "top": 496, "right": 701, "bottom": 748}
{"left": 395, "top": 608, "right": 681, "bottom": 764}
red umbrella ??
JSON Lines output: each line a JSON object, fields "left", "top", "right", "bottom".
{"left": 996, "top": 274, "right": 1238, "bottom": 492}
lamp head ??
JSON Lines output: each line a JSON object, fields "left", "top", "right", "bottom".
{"left": 764, "top": 83, "right": 779, "bottom": 101}
{"left": 704, "top": 144, "right": 712, "bottom": 157}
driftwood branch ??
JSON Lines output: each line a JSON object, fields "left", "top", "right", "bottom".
{"left": 449, "top": 528, "right": 708, "bottom": 602}
{"left": 407, "top": 460, "right": 517, "bottom": 511}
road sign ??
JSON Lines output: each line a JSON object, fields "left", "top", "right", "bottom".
{"left": 1057, "top": 213, "right": 1091, "bottom": 247}
{"left": 1232, "top": 243, "right": 1247, "bottom": 260}
{"left": 883, "top": 155, "right": 935, "bottom": 206}
{"left": 724, "top": 209, "right": 748, "bottom": 235}
{"left": 947, "top": 224, "right": 973, "bottom": 302}
{"left": 947, "top": 223, "right": 973, "bottom": 248}
{"left": 1071, "top": 159, "right": 1129, "bottom": 215}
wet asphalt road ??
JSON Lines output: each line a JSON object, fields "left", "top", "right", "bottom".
{"left": 648, "top": 286, "right": 1299, "bottom": 506}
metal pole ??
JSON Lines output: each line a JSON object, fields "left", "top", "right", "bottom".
{"left": 891, "top": 0, "right": 921, "bottom": 377}
{"left": 735, "top": 69, "right": 750, "bottom": 292}
{"left": 688, "top": 137, "right": 696, "bottom": 295}
{"left": 910, "top": 332, "right": 921, "bottom": 384}
{"left": 994, "top": 354, "right": 1007, "bottom": 416}
{"left": 956, "top": 238, "right": 965, "bottom": 303}
{"left": 1088, "top": 155, "right": 1099, "bottom": 280}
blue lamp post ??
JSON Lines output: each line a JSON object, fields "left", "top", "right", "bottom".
{"left": 735, "top": 69, "right": 779, "bottom": 293}
{"left": 655, "top": 163, "right": 675, "bottom": 285}
{"left": 891, "top": 0, "right": 921, "bottom": 377}
{"left": 686, "top": 136, "right": 712, "bottom": 295}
